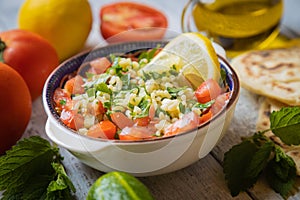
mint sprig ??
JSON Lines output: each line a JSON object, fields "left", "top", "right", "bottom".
{"left": 266, "top": 146, "right": 297, "bottom": 197}
{"left": 270, "top": 107, "right": 300, "bottom": 145}
{"left": 224, "top": 107, "right": 300, "bottom": 198}
{"left": 0, "top": 136, "right": 75, "bottom": 200}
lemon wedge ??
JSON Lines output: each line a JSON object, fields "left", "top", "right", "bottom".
{"left": 139, "top": 32, "right": 220, "bottom": 88}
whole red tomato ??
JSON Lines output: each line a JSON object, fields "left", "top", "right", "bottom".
{"left": 100, "top": 2, "right": 168, "bottom": 43}
{"left": 0, "top": 62, "right": 31, "bottom": 155}
{"left": 0, "top": 29, "right": 59, "bottom": 100}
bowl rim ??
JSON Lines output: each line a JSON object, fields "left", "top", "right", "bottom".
{"left": 43, "top": 40, "right": 240, "bottom": 144}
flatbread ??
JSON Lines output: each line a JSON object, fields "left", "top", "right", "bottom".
{"left": 256, "top": 97, "right": 300, "bottom": 175}
{"left": 256, "top": 97, "right": 286, "bottom": 131}
{"left": 231, "top": 47, "right": 300, "bottom": 106}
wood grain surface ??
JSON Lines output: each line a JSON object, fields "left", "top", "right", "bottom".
{"left": 24, "top": 88, "right": 299, "bottom": 200}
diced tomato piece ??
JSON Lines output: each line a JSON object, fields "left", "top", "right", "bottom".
{"left": 53, "top": 88, "right": 72, "bottom": 110}
{"left": 198, "top": 92, "right": 231, "bottom": 124}
{"left": 134, "top": 116, "right": 151, "bottom": 126}
{"left": 119, "top": 134, "right": 141, "bottom": 141}
{"left": 89, "top": 101, "right": 106, "bottom": 122}
{"left": 199, "top": 110, "right": 213, "bottom": 124}
{"left": 96, "top": 101, "right": 106, "bottom": 115}
{"left": 87, "top": 120, "right": 117, "bottom": 139}
{"left": 195, "top": 79, "right": 222, "bottom": 103}
{"left": 119, "top": 126, "right": 154, "bottom": 140}
{"left": 63, "top": 75, "right": 84, "bottom": 94}
{"left": 90, "top": 57, "right": 111, "bottom": 74}
{"left": 110, "top": 112, "right": 135, "bottom": 129}
{"left": 73, "top": 75, "right": 85, "bottom": 94}
{"left": 100, "top": 120, "right": 117, "bottom": 139}
{"left": 60, "top": 109, "right": 84, "bottom": 130}
{"left": 211, "top": 92, "right": 231, "bottom": 115}
{"left": 164, "top": 112, "right": 199, "bottom": 136}
{"left": 64, "top": 77, "right": 75, "bottom": 94}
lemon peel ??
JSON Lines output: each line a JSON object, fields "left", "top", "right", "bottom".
{"left": 139, "top": 32, "right": 220, "bottom": 88}
{"left": 18, "top": 0, "right": 93, "bottom": 61}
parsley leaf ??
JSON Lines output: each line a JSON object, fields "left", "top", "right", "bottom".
{"left": 59, "top": 99, "right": 66, "bottom": 106}
{"left": 142, "top": 71, "right": 152, "bottom": 80}
{"left": 193, "top": 101, "right": 215, "bottom": 109}
{"left": 86, "top": 88, "right": 96, "bottom": 98}
{"left": 134, "top": 97, "right": 151, "bottom": 118}
{"left": 179, "top": 102, "right": 186, "bottom": 114}
{"left": 121, "top": 73, "right": 131, "bottom": 90}
{"left": 220, "top": 68, "right": 227, "bottom": 83}
{"left": 110, "top": 57, "right": 124, "bottom": 76}
{"left": 0, "top": 136, "right": 75, "bottom": 200}
{"left": 95, "top": 82, "right": 112, "bottom": 95}
{"left": 270, "top": 107, "right": 300, "bottom": 145}
{"left": 138, "top": 46, "right": 159, "bottom": 62}
{"left": 149, "top": 71, "right": 163, "bottom": 80}
{"left": 167, "top": 87, "right": 187, "bottom": 99}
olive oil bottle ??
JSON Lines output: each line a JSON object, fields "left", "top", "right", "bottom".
{"left": 191, "top": 0, "right": 283, "bottom": 57}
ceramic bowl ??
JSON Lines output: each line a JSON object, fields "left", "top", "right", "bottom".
{"left": 43, "top": 41, "right": 239, "bottom": 177}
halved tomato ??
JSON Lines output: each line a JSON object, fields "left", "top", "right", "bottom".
{"left": 100, "top": 2, "right": 168, "bottom": 42}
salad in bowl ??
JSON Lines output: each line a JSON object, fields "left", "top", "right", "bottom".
{"left": 43, "top": 33, "right": 239, "bottom": 176}
{"left": 53, "top": 33, "right": 229, "bottom": 141}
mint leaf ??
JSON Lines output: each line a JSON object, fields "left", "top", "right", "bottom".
{"left": 22, "top": 175, "right": 52, "bottom": 200}
{"left": 270, "top": 107, "right": 300, "bottom": 145}
{"left": 1, "top": 187, "right": 23, "bottom": 200}
{"left": 223, "top": 137, "right": 274, "bottom": 197}
{"left": 0, "top": 136, "right": 75, "bottom": 200}
{"left": 223, "top": 140, "right": 258, "bottom": 196}
{"left": 224, "top": 107, "right": 300, "bottom": 198}
{"left": 244, "top": 141, "right": 273, "bottom": 179}
{"left": 46, "top": 163, "right": 75, "bottom": 200}
{"left": 266, "top": 146, "right": 297, "bottom": 198}
{"left": 0, "top": 136, "right": 60, "bottom": 191}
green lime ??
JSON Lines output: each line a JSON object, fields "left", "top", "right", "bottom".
{"left": 87, "top": 171, "right": 154, "bottom": 200}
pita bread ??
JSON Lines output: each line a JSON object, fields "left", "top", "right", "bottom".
{"left": 231, "top": 47, "right": 300, "bottom": 106}
{"left": 256, "top": 97, "right": 286, "bottom": 131}
{"left": 256, "top": 97, "right": 300, "bottom": 175}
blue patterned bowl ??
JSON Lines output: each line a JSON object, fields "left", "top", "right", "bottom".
{"left": 43, "top": 41, "right": 239, "bottom": 176}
